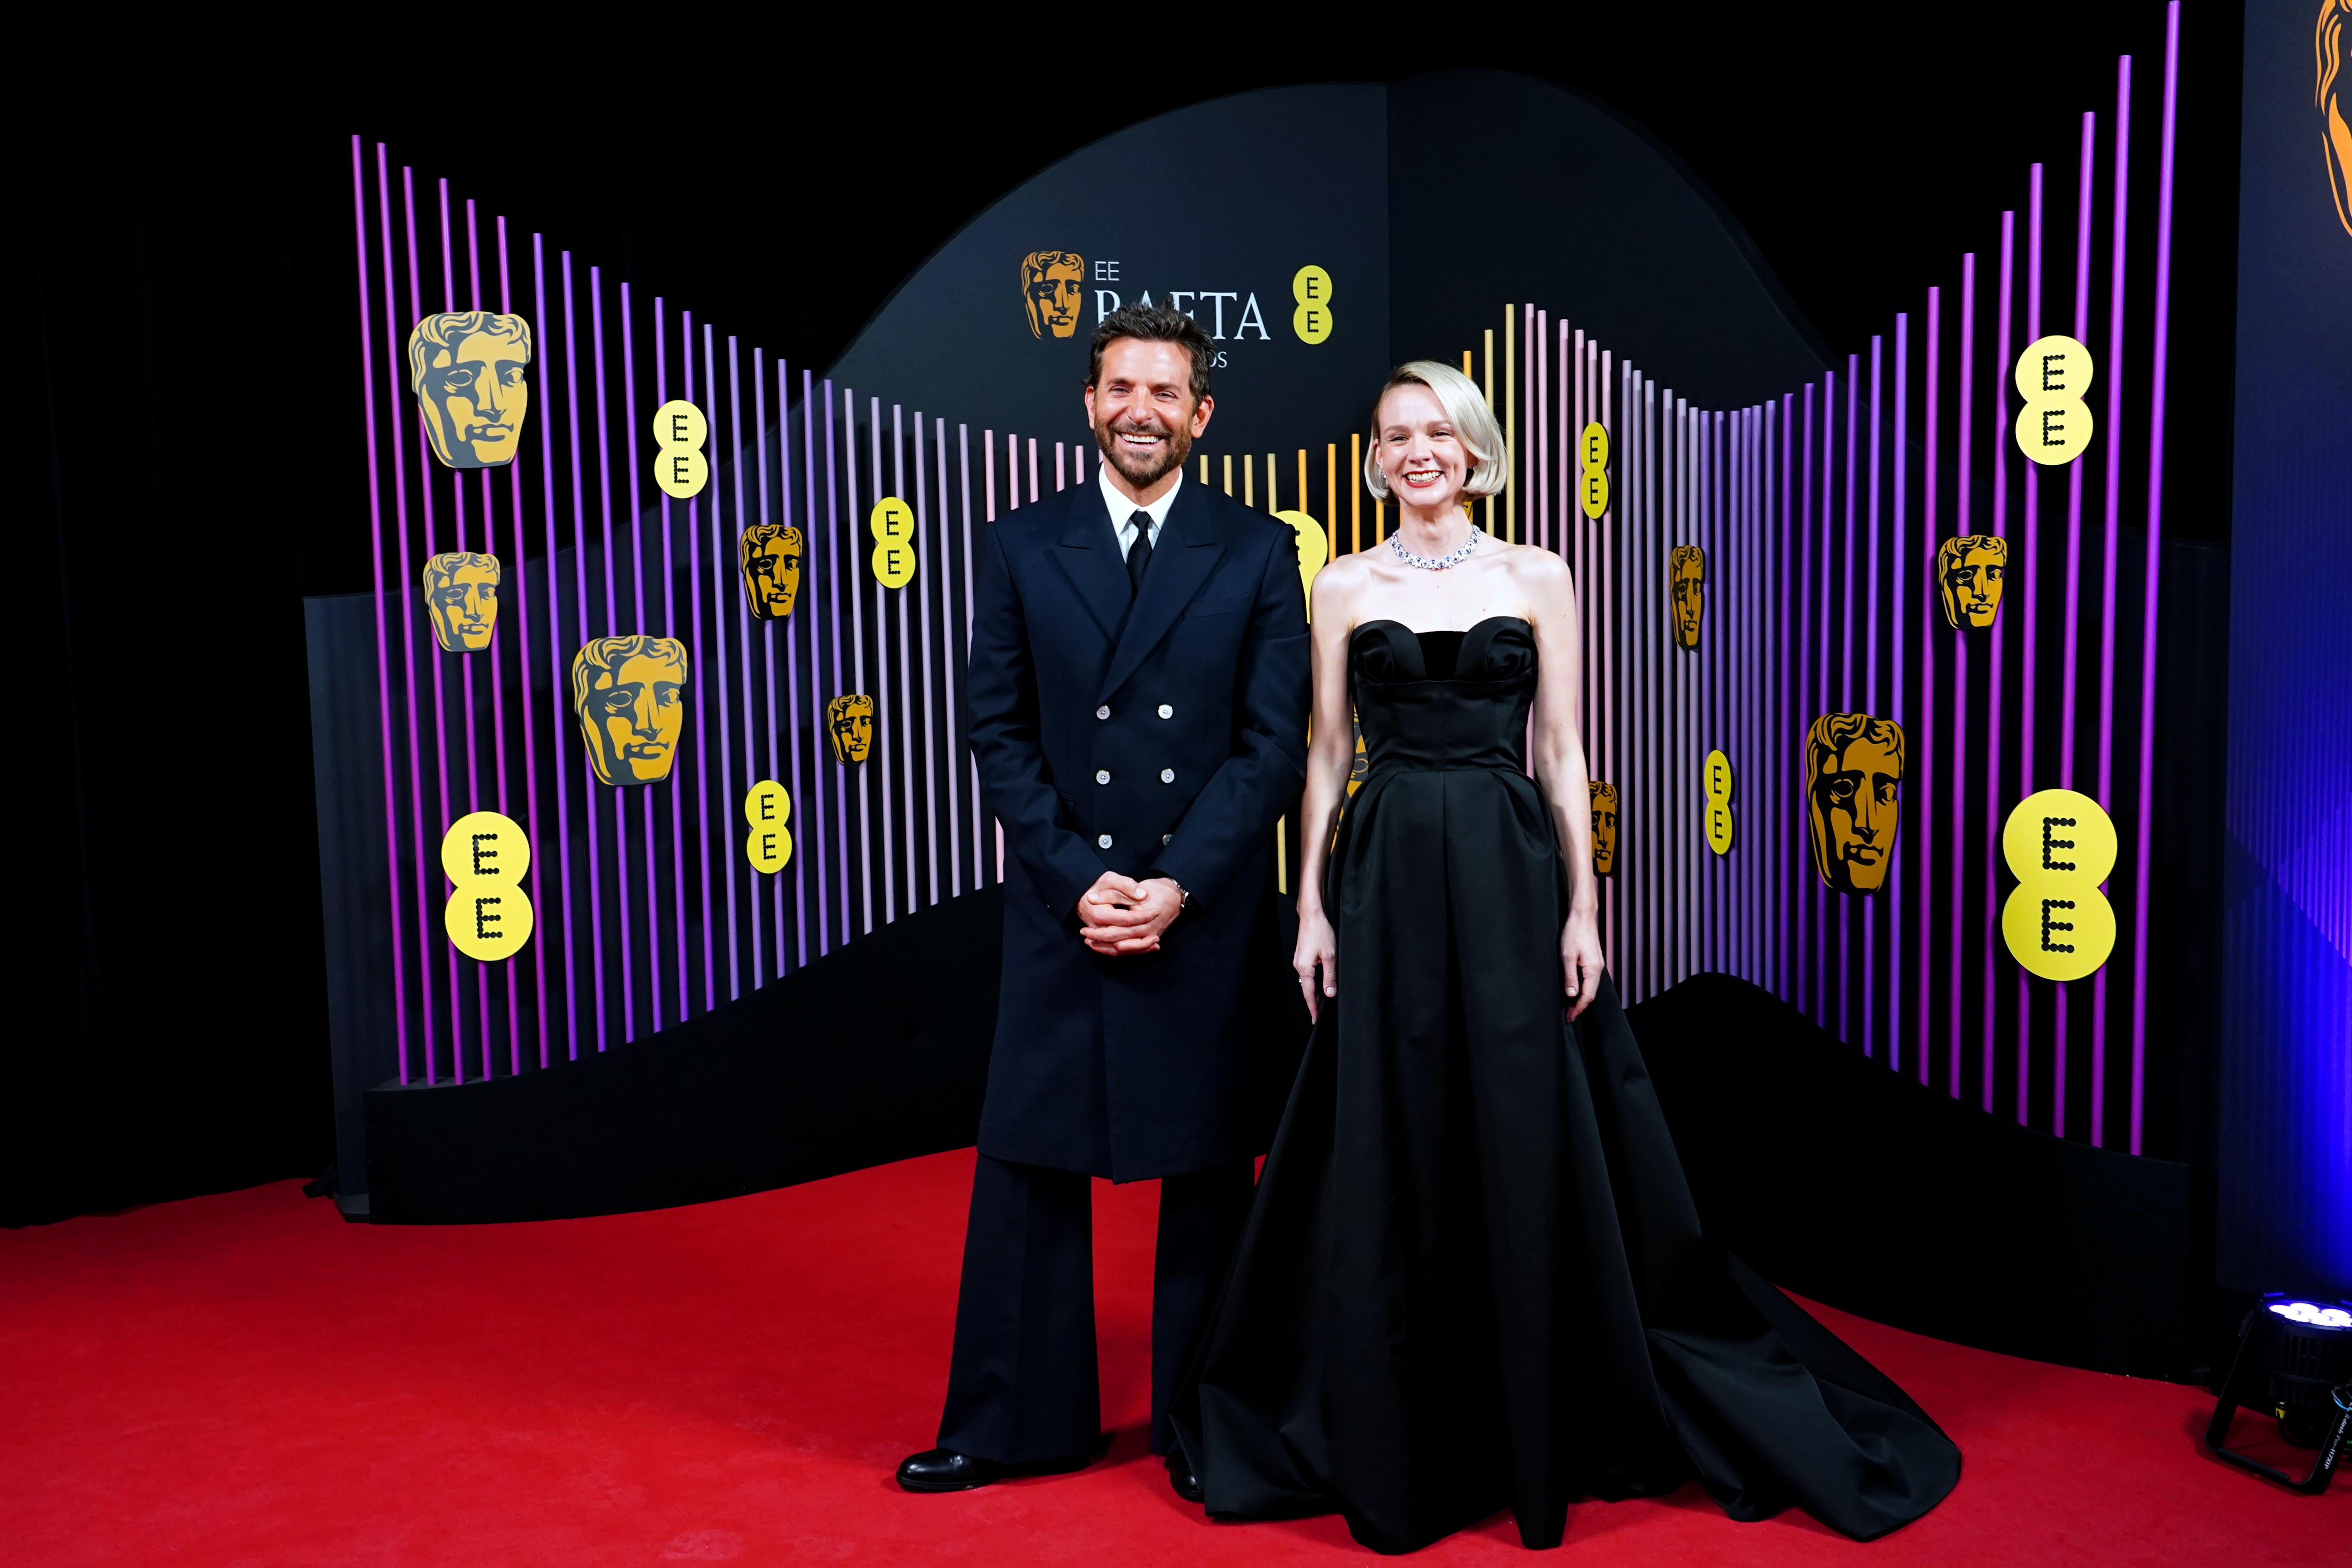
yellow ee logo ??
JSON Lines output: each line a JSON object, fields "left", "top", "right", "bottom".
{"left": 653, "top": 399, "right": 710, "bottom": 499}
{"left": 440, "top": 809, "right": 534, "bottom": 961}
{"left": 870, "top": 496, "right": 918, "bottom": 588}
{"left": 2000, "top": 787, "right": 2117, "bottom": 981}
{"left": 1291, "top": 265, "right": 1333, "bottom": 345}
{"left": 2013, "top": 335, "right": 2096, "bottom": 467}
{"left": 744, "top": 780, "right": 792, "bottom": 873}
{"left": 1704, "top": 748, "right": 1734, "bottom": 855}
{"left": 1579, "top": 421, "right": 1610, "bottom": 520}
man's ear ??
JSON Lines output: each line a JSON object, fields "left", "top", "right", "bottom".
{"left": 1190, "top": 393, "right": 1215, "bottom": 438}
{"left": 1083, "top": 382, "right": 1097, "bottom": 428}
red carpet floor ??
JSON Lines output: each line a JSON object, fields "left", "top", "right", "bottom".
{"left": 3, "top": 1149, "right": 2341, "bottom": 1566}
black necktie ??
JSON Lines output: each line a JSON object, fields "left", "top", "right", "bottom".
{"left": 1125, "top": 511, "right": 1154, "bottom": 598}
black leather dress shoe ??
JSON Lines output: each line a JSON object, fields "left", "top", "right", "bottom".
{"left": 897, "top": 1433, "right": 1112, "bottom": 1493}
{"left": 1165, "top": 1445, "right": 1204, "bottom": 1503}
{"left": 896, "top": 1448, "right": 1003, "bottom": 1493}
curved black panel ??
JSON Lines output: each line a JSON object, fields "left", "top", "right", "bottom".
{"left": 365, "top": 888, "right": 1002, "bottom": 1224}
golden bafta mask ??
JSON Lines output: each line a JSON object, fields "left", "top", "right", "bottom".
{"left": 1669, "top": 545, "right": 1706, "bottom": 650}
{"left": 1807, "top": 713, "right": 1906, "bottom": 895}
{"left": 1019, "top": 251, "right": 1085, "bottom": 340}
{"left": 827, "top": 694, "right": 875, "bottom": 764}
{"left": 570, "top": 636, "right": 689, "bottom": 787}
{"left": 422, "top": 551, "right": 500, "bottom": 653}
{"left": 1588, "top": 781, "right": 1619, "bottom": 876}
{"left": 408, "top": 311, "right": 533, "bottom": 469}
{"left": 1937, "top": 534, "right": 2008, "bottom": 630}
{"left": 740, "top": 523, "right": 803, "bottom": 620}
{"left": 2323, "top": 0, "right": 2352, "bottom": 239}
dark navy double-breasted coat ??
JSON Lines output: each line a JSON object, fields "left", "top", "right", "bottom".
{"left": 965, "top": 473, "right": 1310, "bottom": 1181}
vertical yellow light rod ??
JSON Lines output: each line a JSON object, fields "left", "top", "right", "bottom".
{"left": 1375, "top": 497, "right": 1385, "bottom": 541}
{"left": 1276, "top": 817, "right": 1288, "bottom": 895}
{"left": 1325, "top": 443, "right": 1338, "bottom": 555}
{"left": 1266, "top": 453, "right": 1278, "bottom": 512}
{"left": 1349, "top": 433, "right": 1362, "bottom": 554}
{"left": 1296, "top": 449, "right": 1310, "bottom": 529}
{"left": 1199, "top": 454, "right": 1209, "bottom": 485}
{"left": 1226, "top": 452, "right": 1238, "bottom": 500}
{"left": 1482, "top": 327, "right": 1497, "bottom": 535}
{"left": 1503, "top": 302, "right": 1517, "bottom": 544}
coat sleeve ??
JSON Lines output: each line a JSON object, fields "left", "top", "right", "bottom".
{"left": 965, "top": 524, "right": 1110, "bottom": 923}
{"left": 1149, "top": 528, "right": 1310, "bottom": 911}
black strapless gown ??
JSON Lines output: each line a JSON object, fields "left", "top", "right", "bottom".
{"left": 1171, "top": 617, "right": 1959, "bottom": 1553}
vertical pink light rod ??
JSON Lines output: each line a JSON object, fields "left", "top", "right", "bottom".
{"left": 2090, "top": 54, "right": 2135, "bottom": 1148}
{"left": 2129, "top": 4, "right": 2182, "bottom": 1155}
{"left": 2018, "top": 164, "right": 2046, "bottom": 1126}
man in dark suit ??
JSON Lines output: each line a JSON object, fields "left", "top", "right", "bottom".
{"left": 897, "top": 304, "right": 1310, "bottom": 1501}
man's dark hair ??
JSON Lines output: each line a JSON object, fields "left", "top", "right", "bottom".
{"left": 1087, "top": 302, "right": 1214, "bottom": 404}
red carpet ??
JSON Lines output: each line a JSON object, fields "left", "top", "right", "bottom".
{"left": 2, "top": 1149, "right": 2340, "bottom": 1566}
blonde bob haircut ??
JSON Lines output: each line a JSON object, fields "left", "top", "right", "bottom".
{"left": 1363, "top": 360, "right": 1510, "bottom": 501}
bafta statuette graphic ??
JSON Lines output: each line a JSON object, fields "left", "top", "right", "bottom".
{"left": 1019, "top": 250, "right": 1084, "bottom": 340}
{"left": 570, "top": 636, "right": 690, "bottom": 787}
{"left": 2000, "top": 787, "right": 2119, "bottom": 981}
{"left": 741, "top": 524, "right": 803, "bottom": 619}
{"left": 744, "top": 781, "right": 792, "bottom": 874}
{"left": 1937, "top": 535, "right": 2008, "bottom": 630}
{"left": 2014, "top": 334, "right": 2096, "bottom": 466}
{"left": 2322, "top": 0, "right": 2351, "bottom": 240}
{"left": 421, "top": 551, "right": 500, "bottom": 653}
{"left": 406, "top": 312, "right": 532, "bottom": 469}
{"left": 1670, "top": 545, "right": 1707, "bottom": 650}
{"left": 1588, "top": 780, "right": 1619, "bottom": 876}
{"left": 827, "top": 695, "right": 875, "bottom": 764}
{"left": 440, "top": 809, "right": 534, "bottom": 961}
{"left": 1807, "top": 712, "right": 1906, "bottom": 894}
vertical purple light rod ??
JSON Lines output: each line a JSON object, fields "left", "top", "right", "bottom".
{"left": 589, "top": 269, "right": 634, "bottom": 1044}
{"left": 352, "top": 141, "right": 411, "bottom": 1081}
{"left": 937, "top": 420, "right": 962, "bottom": 899}
{"left": 1954, "top": 256, "right": 1977, "bottom": 1101}
{"left": 2129, "top": 6, "right": 2182, "bottom": 1155}
{"left": 1839, "top": 360, "right": 1859, "bottom": 1045}
{"left": 801, "top": 368, "right": 826, "bottom": 959}
{"left": 463, "top": 201, "right": 508, "bottom": 1075}
{"left": 1775, "top": 395, "right": 1792, "bottom": 1001}
{"left": 730, "top": 336, "right": 758, "bottom": 992}
{"left": 621, "top": 285, "right": 662, "bottom": 1033}
{"left": 915, "top": 411, "right": 942, "bottom": 907}
{"left": 1983, "top": 212, "right": 2017, "bottom": 1111}
{"left": 826, "top": 383, "right": 853, "bottom": 940}
{"left": 1866, "top": 338, "right": 1885, "bottom": 1065}
{"left": 684, "top": 313, "right": 715, "bottom": 1011}
{"left": 847, "top": 388, "right": 873, "bottom": 936}
{"left": 1797, "top": 382, "right": 1816, "bottom": 1021}
{"left": 2017, "top": 165, "right": 2047, "bottom": 1125}
{"left": 2054, "top": 111, "right": 2098, "bottom": 1139}
{"left": 705, "top": 325, "right": 739, "bottom": 1001}
{"left": 534, "top": 236, "right": 576, "bottom": 1063}
{"left": 656, "top": 303, "right": 690, "bottom": 1020}
{"left": 562, "top": 252, "right": 606, "bottom": 1056}
{"left": 2089, "top": 54, "right": 2134, "bottom": 1148}
{"left": 492, "top": 214, "right": 529, "bottom": 1074}
{"left": 1920, "top": 286, "right": 1943, "bottom": 1092}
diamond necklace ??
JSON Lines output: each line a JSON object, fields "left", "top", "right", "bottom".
{"left": 1389, "top": 526, "right": 1481, "bottom": 572}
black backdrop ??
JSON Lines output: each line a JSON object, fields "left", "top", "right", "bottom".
{"left": 12, "top": 6, "right": 2241, "bottom": 1224}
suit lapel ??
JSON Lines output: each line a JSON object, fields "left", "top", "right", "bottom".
{"left": 1047, "top": 481, "right": 1133, "bottom": 643}
{"left": 1098, "top": 478, "right": 1228, "bottom": 702}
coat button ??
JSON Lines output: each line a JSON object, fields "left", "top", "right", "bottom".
{"left": 1096, "top": 705, "right": 1111, "bottom": 720}
{"left": 1160, "top": 768, "right": 1175, "bottom": 783}
{"left": 1157, "top": 704, "right": 1173, "bottom": 719}
{"left": 1162, "top": 833, "right": 1172, "bottom": 845}
{"left": 1097, "top": 834, "right": 1114, "bottom": 849}
{"left": 1095, "top": 770, "right": 1111, "bottom": 785}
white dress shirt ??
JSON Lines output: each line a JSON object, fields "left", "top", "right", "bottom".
{"left": 1099, "top": 462, "right": 1183, "bottom": 560}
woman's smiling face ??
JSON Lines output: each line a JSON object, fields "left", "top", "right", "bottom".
{"left": 1376, "top": 381, "right": 1471, "bottom": 514}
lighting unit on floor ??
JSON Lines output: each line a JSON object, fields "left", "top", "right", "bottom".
{"left": 2204, "top": 1294, "right": 2352, "bottom": 1494}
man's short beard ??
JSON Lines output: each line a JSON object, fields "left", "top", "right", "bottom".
{"left": 1096, "top": 413, "right": 1192, "bottom": 489}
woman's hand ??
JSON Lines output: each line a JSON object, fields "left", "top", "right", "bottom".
{"left": 1562, "top": 907, "right": 1605, "bottom": 1023}
{"left": 1294, "top": 906, "right": 1338, "bottom": 1023}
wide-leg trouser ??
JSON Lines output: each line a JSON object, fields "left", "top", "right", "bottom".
{"left": 937, "top": 1153, "right": 1254, "bottom": 1463}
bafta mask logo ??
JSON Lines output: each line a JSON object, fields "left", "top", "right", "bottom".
{"left": 1937, "top": 534, "right": 2008, "bottom": 630}
{"left": 741, "top": 523, "right": 803, "bottom": 620}
{"left": 1807, "top": 713, "right": 1906, "bottom": 895}
{"left": 422, "top": 551, "right": 500, "bottom": 653}
{"left": 2322, "top": 0, "right": 2352, "bottom": 239}
{"left": 1588, "top": 780, "right": 1619, "bottom": 876}
{"left": 407, "top": 311, "right": 533, "bottom": 469}
{"left": 827, "top": 694, "right": 875, "bottom": 764}
{"left": 571, "top": 636, "right": 689, "bottom": 786}
{"left": 1670, "top": 545, "right": 1706, "bottom": 650}
{"left": 1020, "top": 251, "right": 1084, "bottom": 340}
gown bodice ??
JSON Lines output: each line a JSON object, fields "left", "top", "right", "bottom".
{"left": 1349, "top": 616, "right": 1537, "bottom": 778}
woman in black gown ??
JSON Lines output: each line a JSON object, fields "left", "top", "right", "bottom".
{"left": 1171, "top": 361, "right": 1960, "bottom": 1553}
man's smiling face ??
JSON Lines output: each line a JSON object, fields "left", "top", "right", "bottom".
{"left": 1085, "top": 337, "right": 1210, "bottom": 494}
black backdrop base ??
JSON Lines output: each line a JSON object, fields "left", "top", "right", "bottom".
{"left": 365, "top": 889, "right": 1002, "bottom": 1226}
{"left": 365, "top": 927, "right": 2193, "bottom": 1381}
{"left": 1628, "top": 973, "right": 2196, "bottom": 1383}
